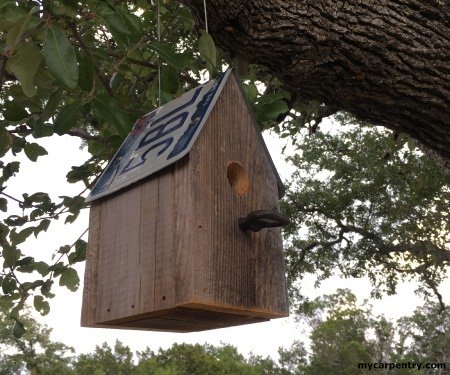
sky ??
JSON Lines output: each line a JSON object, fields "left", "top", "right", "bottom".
{"left": 3, "top": 127, "right": 449, "bottom": 360}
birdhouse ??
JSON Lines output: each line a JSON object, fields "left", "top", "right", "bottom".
{"left": 81, "top": 70, "right": 289, "bottom": 332}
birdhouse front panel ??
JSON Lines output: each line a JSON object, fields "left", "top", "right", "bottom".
{"left": 81, "top": 70, "right": 289, "bottom": 332}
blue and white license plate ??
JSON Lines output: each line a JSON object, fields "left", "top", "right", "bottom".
{"left": 86, "top": 70, "right": 231, "bottom": 202}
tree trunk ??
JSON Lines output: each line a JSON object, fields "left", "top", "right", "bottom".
{"left": 182, "top": 0, "right": 450, "bottom": 171}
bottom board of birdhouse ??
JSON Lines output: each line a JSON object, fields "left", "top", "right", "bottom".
{"left": 95, "top": 305, "right": 269, "bottom": 332}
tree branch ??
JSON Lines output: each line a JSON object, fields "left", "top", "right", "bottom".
{"left": 423, "top": 272, "right": 445, "bottom": 313}
{"left": 340, "top": 223, "right": 450, "bottom": 263}
{"left": 67, "top": 128, "right": 104, "bottom": 142}
{"left": 103, "top": 49, "right": 199, "bottom": 88}
{"left": 291, "top": 201, "right": 450, "bottom": 264}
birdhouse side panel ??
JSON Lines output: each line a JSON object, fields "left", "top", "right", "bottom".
{"left": 187, "top": 74, "right": 289, "bottom": 318}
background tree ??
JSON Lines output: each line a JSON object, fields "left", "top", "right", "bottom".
{"left": 285, "top": 289, "right": 449, "bottom": 375}
{"left": 72, "top": 340, "right": 134, "bottom": 375}
{"left": 0, "top": 309, "right": 73, "bottom": 374}
{"left": 135, "top": 343, "right": 279, "bottom": 375}
{"left": 396, "top": 303, "right": 450, "bottom": 371}
{"left": 0, "top": 295, "right": 448, "bottom": 374}
{"left": 277, "top": 341, "right": 309, "bottom": 375}
{"left": 282, "top": 118, "right": 449, "bottom": 310}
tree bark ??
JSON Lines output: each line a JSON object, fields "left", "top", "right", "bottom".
{"left": 182, "top": 0, "right": 450, "bottom": 171}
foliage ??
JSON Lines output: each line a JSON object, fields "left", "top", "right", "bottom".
{"left": 0, "top": 309, "right": 74, "bottom": 374}
{"left": 73, "top": 340, "right": 134, "bottom": 375}
{"left": 296, "top": 289, "right": 449, "bottom": 375}
{"left": 282, "top": 120, "right": 450, "bottom": 310}
{"left": 396, "top": 302, "right": 450, "bottom": 367}
{"left": 135, "top": 343, "right": 278, "bottom": 375}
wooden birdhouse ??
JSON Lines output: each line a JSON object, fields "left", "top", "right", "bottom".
{"left": 81, "top": 70, "right": 289, "bottom": 332}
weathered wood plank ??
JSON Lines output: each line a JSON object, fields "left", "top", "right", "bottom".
{"left": 153, "top": 167, "right": 176, "bottom": 310}
{"left": 138, "top": 177, "right": 159, "bottom": 314}
{"left": 80, "top": 202, "right": 101, "bottom": 327}
{"left": 173, "top": 158, "right": 194, "bottom": 306}
{"left": 96, "top": 188, "right": 141, "bottom": 323}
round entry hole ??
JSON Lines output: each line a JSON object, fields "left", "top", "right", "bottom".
{"left": 227, "top": 162, "right": 249, "bottom": 196}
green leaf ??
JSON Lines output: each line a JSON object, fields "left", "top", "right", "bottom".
{"left": 33, "top": 295, "right": 50, "bottom": 315}
{"left": 2, "top": 245, "right": 20, "bottom": 267}
{"left": 242, "top": 82, "right": 259, "bottom": 104}
{"left": 148, "top": 41, "right": 191, "bottom": 70}
{"left": 53, "top": 101, "right": 82, "bottom": 135}
{"left": 96, "top": 3, "right": 132, "bottom": 35}
{"left": 66, "top": 163, "right": 92, "bottom": 183}
{"left": 58, "top": 245, "right": 71, "bottom": 254}
{"left": 34, "top": 261, "right": 50, "bottom": 277}
{"left": 6, "top": 8, "right": 39, "bottom": 48}
{"left": 161, "top": 65, "right": 179, "bottom": 95}
{"left": 78, "top": 53, "right": 95, "bottom": 92}
{"left": 1, "top": 276, "right": 16, "bottom": 294}
{"left": 95, "top": 2, "right": 142, "bottom": 47}
{"left": 59, "top": 268, "right": 80, "bottom": 291}
{"left": 93, "top": 95, "right": 131, "bottom": 138}
{"left": 407, "top": 139, "right": 416, "bottom": 151}
{"left": 2, "top": 161, "right": 19, "bottom": 180}
{"left": 24, "top": 191, "right": 50, "bottom": 205}
{"left": 256, "top": 92, "right": 288, "bottom": 105}
{"left": 0, "top": 127, "right": 13, "bottom": 157}
{"left": 0, "top": 198, "right": 7, "bottom": 212}
{"left": 41, "top": 89, "right": 63, "bottom": 121}
{"left": 11, "top": 135, "right": 26, "bottom": 154}
{"left": 12, "top": 319, "right": 26, "bottom": 338}
{"left": 24, "top": 142, "right": 48, "bottom": 162}
{"left": 255, "top": 100, "right": 289, "bottom": 123}
{"left": 0, "top": 0, "right": 14, "bottom": 11}
{"left": 0, "top": 5, "right": 26, "bottom": 31}
{"left": 199, "top": 30, "right": 216, "bottom": 68}
{"left": 71, "top": 239, "right": 87, "bottom": 263}
{"left": 16, "top": 256, "right": 35, "bottom": 273}
{"left": 40, "top": 279, "right": 55, "bottom": 297}
{"left": 0, "top": 296, "right": 14, "bottom": 311}
{"left": 66, "top": 195, "right": 86, "bottom": 214}
{"left": 10, "top": 226, "right": 35, "bottom": 245}
{"left": 33, "top": 121, "right": 54, "bottom": 138}
{"left": 34, "top": 66, "right": 56, "bottom": 90}
{"left": 42, "top": 25, "right": 79, "bottom": 89}
{"left": 16, "top": 256, "right": 33, "bottom": 267}
{"left": 4, "top": 100, "right": 28, "bottom": 121}
{"left": 48, "top": 262, "right": 66, "bottom": 277}
{"left": 65, "top": 212, "right": 79, "bottom": 224}
{"left": 7, "top": 42, "right": 43, "bottom": 97}
{"left": 34, "top": 219, "right": 50, "bottom": 237}
{"left": 4, "top": 215, "right": 27, "bottom": 226}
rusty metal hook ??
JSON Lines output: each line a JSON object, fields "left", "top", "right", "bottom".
{"left": 238, "top": 210, "right": 290, "bottom": 232}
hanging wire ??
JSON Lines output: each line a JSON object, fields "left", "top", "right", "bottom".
{"left": 157, "top": 0, "right": 162, "bottom": 106}
{"left": 203, "top": 0, "right": 208, "bottom": 33}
